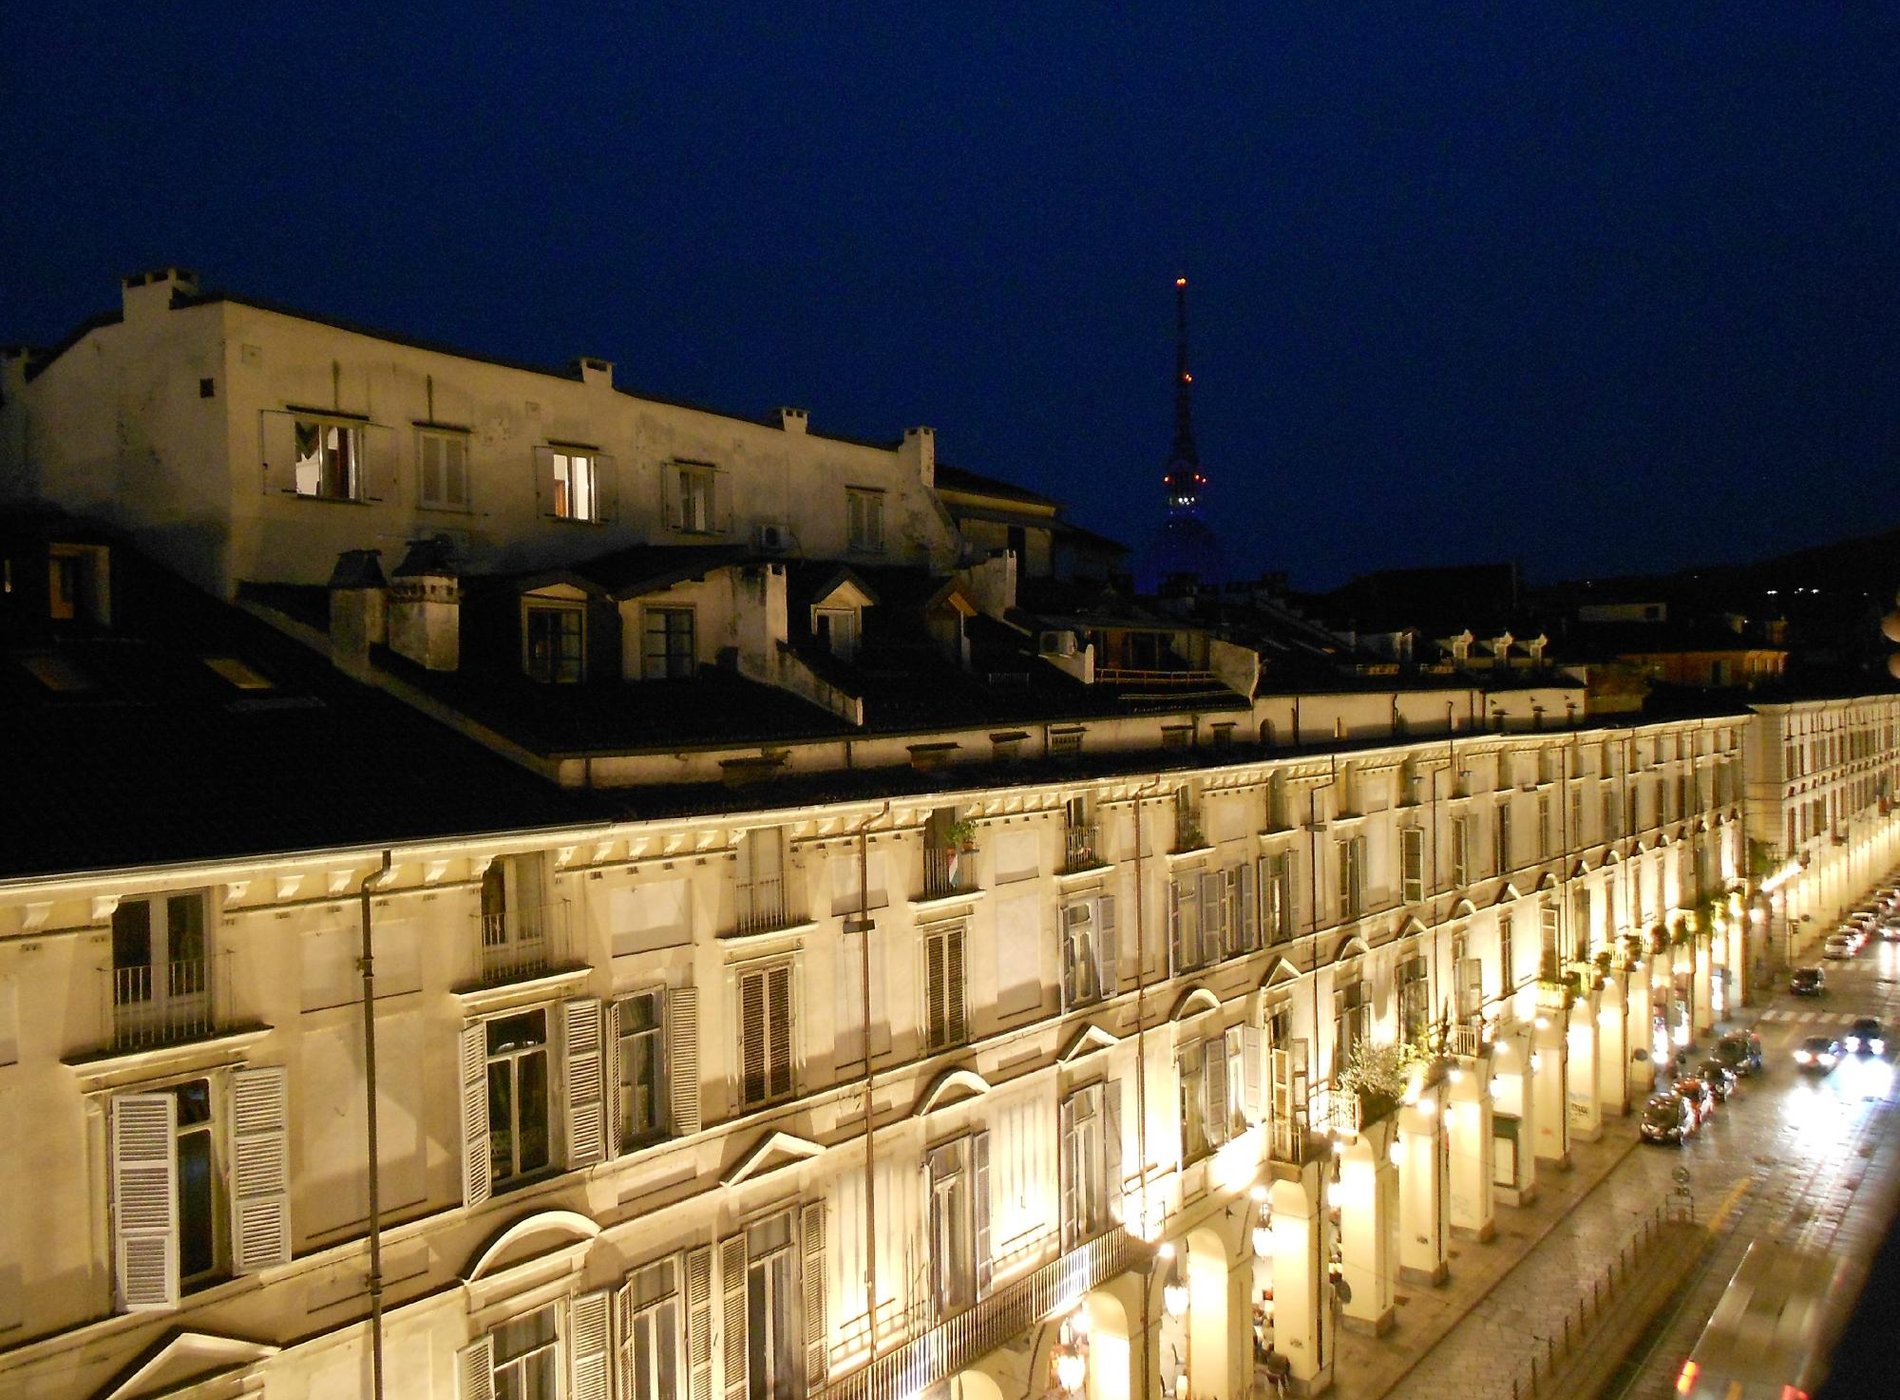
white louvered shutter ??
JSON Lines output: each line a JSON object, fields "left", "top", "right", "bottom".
{"left": 1167, "top": 880, "right": 1183, "bottom": 976}
{"left": 1104, "top": 1078, "right": 1125, "bottom": 1223}
{"left": 766, "top": 964, "right": 794, "bottom": 1100}
{"left": 1238, "top": 861, "right": 1258, "bottom": 951}
{"left": 739, "top": 971, "right": 765, "bottom": 1108}
{"left": 1205, "top": 1034, "right": 1229, "bottom": 1145}
{"left": 565, "top": 998, "right": 606, "bottom": 1169}
{"left": 971, "top": 1132, "right": 993, "bottom": 1299}
{"left": 569, "top": 1288, "right": 611, "bottom": 1400}
{"left": 231, "top": 1065, "right": 291, "bottom": 1272}
{"left": 925, "top": 927, "right": 948, "bottom": 1046}
{"left": 1057, "top": 1093, "right": 1077, "bottom": 1250}
{"left": 1201, "top": 871, "right": 1224, "bottom": 957}
{"left": 457, "top": 1336, "right": 495, "bottom": 1400}
{"left": 686, "top": 1245, "right": 714, "bottom": 1400}
{"left": 112, "top": 1092, "right": 178, "bottom": 1311}
{"left": 1242, "top": 1022, "right": 1265, "bottom": 1122}
{"left": 802, "top": 1200, "right": 829, "bottom": 1383}
{"left": 946, "top": 926, "right": 968, "bottom": 1044}
{"left": 460, "top": 1022, "right": 492, "bottom": 1208}
{"left": 1096, "top": 895, "right": 1118, "bottom": 995}
{"left": 361, "top": 422, "right": 398, "bottom": 502}
{"left": 669, "top": 987, "right": 702, "bottom": 1134}
{"left": 614, "top": 1277, "right": 637, "bottom": 1397}
{"left": 1058, "top": 907, "right": 1077, "bottom": 1008}
{"left": 720, "top": 1234, "right": 749, "bottom": 1400}
{"left": 601, "top": 999, "right": 622, "bottom": 1157}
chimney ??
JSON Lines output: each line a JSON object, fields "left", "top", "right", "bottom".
{"left": 120, "top": 268, "right": 200, "bottom": 323}
{"left": 778, "top": 407, "right": 809, "bottom": 434}
{"left": 573, "top": 357, "right": 614, "bottom": 389}
{"left": 327, "top": 549, "right": 387, "bottom": 677}
{"left": 900, "top": 425, "right": 935, "bottom": 486}
{"left": 387, "top": 538, "right": 462, "bottom": 671}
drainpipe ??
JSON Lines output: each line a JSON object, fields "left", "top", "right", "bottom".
{"left": 858, "top": 801, "right": 890, "bottom": 1357}
{"left": 358, "top": 849, "right": 395, "bottom": 1400}
{"left": 1129, "top": 775, "right": 1163, "bottom": 1400}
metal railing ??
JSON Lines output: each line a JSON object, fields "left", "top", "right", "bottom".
{"left": 1322, "top": 1086, "right": 1362, "bottom": 1139}
{"left": 1061, "top": 822, "right": 1103, "bottom": 873}
{"left": 1269, "top": 1104, "right": 1312, "bottom": 1164}
{"left": 1449, "top": 1020, "right": 1486, "bottom": 1059}
{"left": 735, "top": 877, "right": 800, "bottom": 935}
{"left": 817, "top": 1228, "right": 1134, "bottom": 1400}
{"left": 477, "top": 901, "right": 570, "bottom": 984}
{"left": 1173, "top": 807, "right": 1208, "bottom": 853}
{"left": 108, "top": 953, "right": 226, "bottom": 1050}
{"left": 922, "top": 847, "right": 977, "bottom": 900}
{"left": 1093, "top": 665, "right": 1218, "bottom": 685}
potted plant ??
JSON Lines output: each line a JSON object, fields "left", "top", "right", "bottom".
{"left": 945, "top": 817, "right": 980, "bottom": 851}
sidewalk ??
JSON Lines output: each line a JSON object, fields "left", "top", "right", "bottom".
{"left": 1326, "top": 1124, "right": 1642, "bottom": 1400}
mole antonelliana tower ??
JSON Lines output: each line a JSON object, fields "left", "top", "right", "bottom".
{"left": 1137, "top": 276, "right": 1226, "bottom": 592}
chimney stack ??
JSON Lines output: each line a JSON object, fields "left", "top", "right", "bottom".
{"left": 120, "top": 268, "right": 200, "bottom": 322}
{"left": 387, "top": 538, "right": 462, "bottom": 672}
{"left": 327, "top": 549, "right": 387, "bottom": 678}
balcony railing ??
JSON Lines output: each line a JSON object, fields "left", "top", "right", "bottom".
{"left": 1061, "top": 822, "right": 1103, "bottom": 874}
{"left": 922, "top": 847, "right": 978, "bottom": 900}
{"left": 1269, "top": 1104, "right": 1313, "bottom": 1164}
{"left": 735, "top": 877, "right": 801, "bottom": 935}
{"left": 817, "top": 1228, "right": 1135, "bottom": 1400}
{"left": 1173, "top": 807, "right": 1208, "bottom": 853}
{"left": 477, "top": 901, "right": 571, "bottom": 984}
{"left": 107, "top": 953, "right": 228, "bottom": 1050}
{"left": 1449, "top": 1019, "right": 1487, "bottom": 1059}
{"left": 1321, "top": 1086, "right": 1362, "bottom": 1139}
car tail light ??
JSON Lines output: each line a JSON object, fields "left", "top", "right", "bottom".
{"left": 1676, "top": 1359, "right": 1698, "bottom": 1394}
{"left": 1780, "top": 1387, "right": 1808, "bottom": 1400}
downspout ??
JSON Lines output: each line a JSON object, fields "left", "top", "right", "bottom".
{"left": 358, "top": 849, "right": 395, "bottom": 1400}
{"left": 1129, "top": 776, "right": 1163, "bottom": 1400}
{"left": 859, "top": 801, "right": 891, "bottom": 1358}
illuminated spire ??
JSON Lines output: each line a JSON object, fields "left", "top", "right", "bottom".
{"left": 1165, "top": 275, "right": 1203, "bottom": 511}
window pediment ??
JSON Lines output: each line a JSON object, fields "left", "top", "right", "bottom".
{"left": 912, "top": 1066, "right": 995, "bottom": 1115}
{"left": 1056, "top": 1023, "right": 1119, "bottom": 1062}
{"left": 98, "top": 1329, "right": 281, "bottom": 1400}
{"left": 1169, "top": 986, "right": 1221, "bottom": 1022}
{"left": 1259, "top": 957, "right": 1302, "bottom": 990}
{"left": 463, "top": 1209, "right": 601, "bottom": 1284}
{"left": 1332, "top": 934, "right": 1370, "bottom": 965}
{"left": 721, "top": 1129, "right": 825, "bottom": 1186}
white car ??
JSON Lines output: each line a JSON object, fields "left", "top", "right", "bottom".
{"left": 1823, "top": 933, "right": 1857, "bottom": 959}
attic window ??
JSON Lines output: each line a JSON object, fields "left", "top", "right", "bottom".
{"left": 1050, "top": 728, "right": 1084, "bottom": 759}
{"left": 1209, "top": 722, "right": 1235, "bottom": 749}
{"left": 199, "top": 377, "right": 215, "bottom": 398}
{"left": 990, "top": 730, "right": 1027, "bottom": 764}
{"left": 203, "top": 656, "right": 274, "bottom": 691}
{"left": 21, "top": 654, "right": 96, "bottom": 692}
{"left": 1161, "top": 724, "right": 1193, "bottom": 750}
{"left": 814, "top": 607, "right": 858, "bottom": 662}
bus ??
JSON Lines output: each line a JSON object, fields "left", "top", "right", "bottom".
{"left": 1675, "top": 1241, "right": 1854, "bottom": 1400}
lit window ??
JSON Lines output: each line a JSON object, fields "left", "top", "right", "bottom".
{"left": 668, "top": 462, "right": 719, "bottom": 533}
{"left": 484, "top": 1010, "right": 551, "bottom": 1187}
{"left": 551, "top": 450, "right": 597, "bottom": 521}
{"left": 293, "top": 420, "right": 360, "bottom": 500}
{"left": 525, "top": 605, "right": 584, "bottom": 684}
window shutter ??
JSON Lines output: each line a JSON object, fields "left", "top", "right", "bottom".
{"left": 1057, "top": 1094, "right": 1077, "bottom": 1250}
{"left": 1238, "top": 862, "right": 1257, "bottom": 952}
{"left": 420, "top": 433, "right": 445, "bottom": 506}
{"left": 663, "top": 464, "right": 684, "bottom": 531}
{"left": 946, "top": 927, "right": 968, "bottom": 1045}
{"left": 361, "top": 423, "right": 398, "bottom": 502}
{"left": 259, "top": 410, "right": 300, "bottom": 495}
{"left": 569, "top": 1288, "right": 611, "bottom": 1400}
{"left": 971, "top": 1132, "right": 993, "bottom": 1298}
{"left": 925, "top": 929, "right": 947, "bottom": 1046}
{"left": 594, "top": 453, "right": 619, "bottom": 523}
{"left": 460, "top": 1022, "right": 492, "bottom": 1208}
{"left": 1104, "top": 1078, "right": 1124, "bottom": 1224}
{"left": 668, "top": 987, "right": 702, "bottom": 1135}
{"left": 1335, "top": 841, "right": 1350, "bottom": 912}
{"left": 613, "top": 1277, "right": 637, "bottom": 1394}
{"left": 1058, "top": 909, "right": 1077, "bottom": 1008}
{"left": 564, "top": 998, "right": 606, "bottom": 1169}
{"left": 802, "top": 1201, "right": 829, "bottom": 1383}
{"left": 686, "top": 1245, "right": 714, "bottom": 1400}
{"left": 532, "top": 446, "right": 557, "bottom": 517}
{"left": 1201, "top": 871, "right": 1224, "bottom": 957}
{"left": 766, "top": 964, "right": 794, "bottom": 1100}
{"left": 1096, "top": 895, "right": 1118, "bottom": 996}
{"left": 1205, "top": 1034, "right": 1229, "bottom": 1145}
{"left": 720, "top": 1234, "right": 749, "bottom": 1400}
{"left": 1167, "top": 881, "right": 1183, "bottom": 977}
{"left": 231, "top": 1064, "right": 292, "bottom": 1273}
{"left": 457, "top": 1336, "right": 496, "bottom": 1400}
{"left": 740, "top": 971, "right": 765, "bottom": 1107}
{"left": 601, "top": 999, "right": 622, "bottom": 1156}
{"left": 111, "top": 1092, "right": 178, "bottom": 1311}
{"left": 1242, "top": 1022, "right": 1265, "bottom": 1122}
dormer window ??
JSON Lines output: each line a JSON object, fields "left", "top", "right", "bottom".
{"left": 46, "top": 543, "right": 109, "bottom": 625}
{"left": 814, "top": 607, "right": 858, "bottom": 661}
{"left": 525, "top": 604, "right": 584, "bottom": 683}
{"left": 642, "top": 606, "right": 696, "bottom": 679}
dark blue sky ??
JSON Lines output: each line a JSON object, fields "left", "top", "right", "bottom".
{"left": 4, "top": 5, "right": 1896, "bottom": 589}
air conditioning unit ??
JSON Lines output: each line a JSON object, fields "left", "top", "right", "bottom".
{"left": 1039, "top": 630, "right": 1077, "bottom": 658}
{"left": 755, "top": 522, "right": 792, "bottom": 552}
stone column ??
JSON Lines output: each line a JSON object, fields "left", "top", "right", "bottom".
{"left": 1491, "top": 1022, "right": 1537, "bottom": 1206}
{"left": 1268, "top": 1164, "right": 1333, "bottom": 1397}
{"left": 1596, "top": 971, "right": 1629, "bottom": 1117}
{"left": 1338, "top": 1115, "right": 1396, "bottom": 1335}
{"left": 1565, "top": 986, "right": 1602, "bottom": 1142}
{"left": 1397, "top": 1079, "right": 1450, "bottom": 1286}
{"left": 1531, "top": 1007, "right": 1571, "bottom": 1169}
{"left": 1624, "top": 967, "right": 1656, "bottom": 1101}
{"left": 1448, "top": 1046, "right": 1496, "bottom": 1240}
{"left": 1692, "top": 937, "right": 1714, "bottom": 1036}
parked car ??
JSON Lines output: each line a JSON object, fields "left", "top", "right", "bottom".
{"left": 1696, "top": 1058, "right": 1739, "bottom": 1101}
{"left": 1791, "top": 966, "right": 1827, "bottom": 996}
{"left": 1674, "top": 1074, "right": 1719, "bottom": 1125}
{"left": 1793, "top": 1036, "right": 1843, "bottom": 1072}
{"left": 1641, "top": 1092, "right": 1697, "bottom": 1146}
{"left": 1714, "top": 1030, "right": 1764, "bottom": 1077}
{"left": 1823, "top": 933, "right": 1858, "bottom": 960}
{"left": 1844, "top": 1018, "right": 1887, "bottom": 1056}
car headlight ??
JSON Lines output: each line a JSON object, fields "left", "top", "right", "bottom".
{"left": 1821, "top": 1054, "right": 1838, "bottom": 1066}
{"left": 1795, "top": 1050, "right": 1811, "bottom": 1062}
{"left": 1847, "top": 1037, "right": 1861, "bottom": 1051}
{"left": 1874, "top": 1039, "right": 1886, "bottom": 1054}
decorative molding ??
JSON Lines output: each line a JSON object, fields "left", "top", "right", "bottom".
{"left": 274, "top": 875, "right": 304, "bottom": 902}
{"left": 1055, "top": 1023, "right": 1120, "bottom": 1062}
{"left": 912, "top": 1066, "right": 994, "bottom": 1116}
{"left": 90, "top": 894, "right": 122, "bottom": 923}
{"left": 721, "top": 1130, "right": 826, "bottom": 1186}
{"left": 463, "top": 1209, "right": 601, "bottom": 1283}
{"left": 1169, "top": 985, "right": 1221, "bottom": 1021}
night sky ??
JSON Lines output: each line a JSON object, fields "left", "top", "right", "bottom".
{"left": 4, "top": 5, "right": 1896, "bottom": 590}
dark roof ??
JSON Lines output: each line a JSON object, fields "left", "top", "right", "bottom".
{"left": 516, "top": 542, "right": 754, "bottom": 600}
{"left": 0, "top": 530, "right": 605, "bottom": 881}
{"left": 935, "top": 463, "right": 1061, "bottom": 508}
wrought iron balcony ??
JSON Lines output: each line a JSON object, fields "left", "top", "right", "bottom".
{"left": 107, "top": 952, "right": 229, "bottom": 1050}
{"left": 476, "top": 902, "right": 571, "bottom": 985}
{"left": 1172, "top": 806, "right": 1208, "bottom": 853}
{"left": 817, "top": 1228, "right": 1135, "bottom": 1400}
{"left": 922, "top": 846, "right": 978, "bottom": 900}
{"left": 1449, "top": 1019, "right": 1487, "bottom": 1059}
{"left": 1061, "top": 821, "right": 1103, "bottom": 874}
{"left": 735, "top": 876, "right": 801, "bottom": 935}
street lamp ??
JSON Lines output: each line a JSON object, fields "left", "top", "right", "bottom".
{"left": 1050, "top": 1309, "right": 1089, "bottom": 1394}
{"left": 1162, "top": 1255, "right": 1190, "bottom": 1319}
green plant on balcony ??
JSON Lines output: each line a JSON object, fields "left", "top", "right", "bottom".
{"left": 944, "top": 818, "right": 980, "bottom": 851}
{"left": 1336, "top": 1040, "right": 1424, "bottom": 1126}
